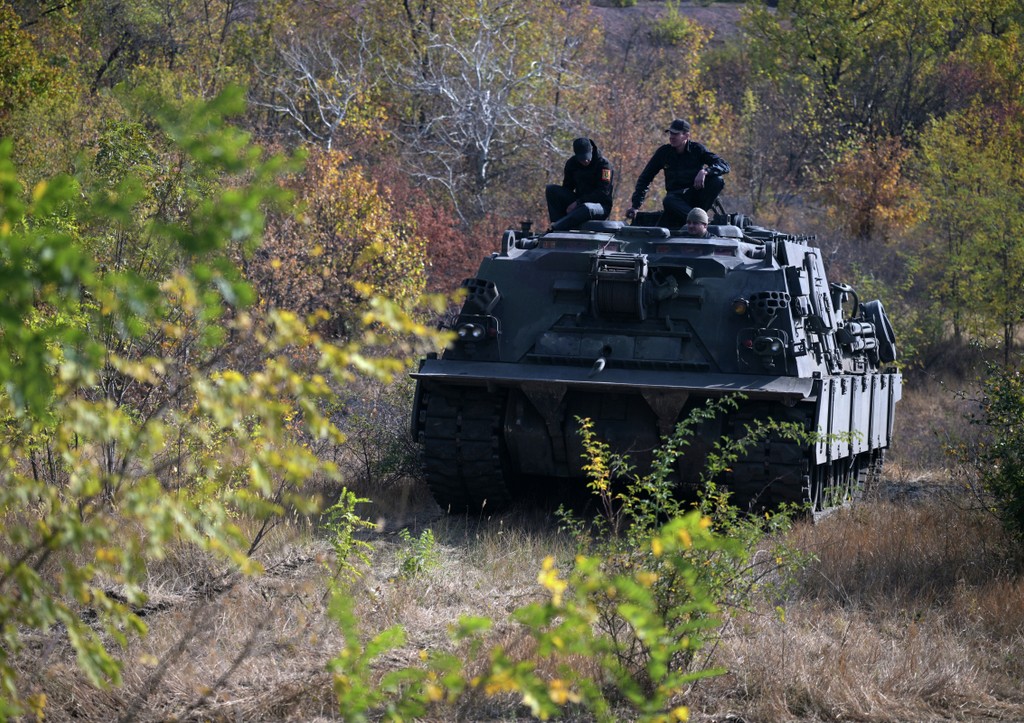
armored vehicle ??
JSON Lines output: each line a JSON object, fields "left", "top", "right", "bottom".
{"left": 411, "top": 215, "right": 901, "bottom": 513}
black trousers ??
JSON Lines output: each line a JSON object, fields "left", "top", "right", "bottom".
{"left": 545, "top": 185, "right": 609, "bottom": 231}
{"left": 662, "top": 175, "right": 725, "bottom": 226}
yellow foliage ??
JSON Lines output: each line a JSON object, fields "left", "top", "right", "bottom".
{"left": 255, "top": 148, "right": 428, "bottom": 337}
{"left": 637, "top": 571, "right": 659, "bottom": 588}
{"left": 483, "top": 669, "right": 518, "bottom": 695}
{"left": 547, "top": 678, "right": 580, "bottom": 705}
{"left": 820, "top": 135, "right": 927, "bottom": 241}
{"left": 538, "top": 555, "right": 568, "bottom": 606}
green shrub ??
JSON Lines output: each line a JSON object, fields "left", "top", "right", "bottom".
{"left": 327, "top": 511, "right": 732, "bottom": 722}
{"left": 652, "top": 0, "right": 696, "bottom": 46}
{"left": 322, "top": 395, "right": 812, "bottom": 721}
{"left": 337, "top": 377, "right": 421, "bottom": 491}
{"left": 323, "top": 489, "right": 376, "bottom": 581}
{"left": 558, "top": 396, "right": 811, "bottom": 686}
{"left": 964, "top": 360, "right": 1024, "bottom": 539}
{"left": 397, "top": 527, "right": 440, "bottom": 578}
{"left": 0, "top": 88, "right": 307, "bottom": 714}
{"left": 0, "top": 86, "right": 446, "bottom": 717}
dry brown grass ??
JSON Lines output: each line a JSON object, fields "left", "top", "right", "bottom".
{"left": 886, "top": 372, "right": 978, "bottom": 485}
{"left": 14, "top": 384, "right": 1024, "bottom": 722}
{"left": 685, "top": 499, "right": 1024, "bottom": 722}
{"left": 20, "top": 491, "right": 1023, "bottom": 722}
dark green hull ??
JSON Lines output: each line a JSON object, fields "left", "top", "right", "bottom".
{"left": 412, "top": 219, "right": 901, "bottom": 513}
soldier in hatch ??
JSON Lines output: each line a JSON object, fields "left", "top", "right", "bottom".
{"left": 545, "top": 137, "right": 614, "bottom": 231}
{"left": 626, "top": 118, "right": 729, "bottom": 227}
{"left": 683, "top": 207, "right": 711, "bottom": 238}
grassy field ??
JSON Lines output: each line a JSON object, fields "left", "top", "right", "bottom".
{"left": 13, "top": 377, "right": 1024, "bottom": 722}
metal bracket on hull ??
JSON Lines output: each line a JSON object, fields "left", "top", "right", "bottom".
{"left": 521, "top": 382, "right": 568, "bottom": 465}
{"left": 641, "top": 390, "right": 690, "bottom": 436}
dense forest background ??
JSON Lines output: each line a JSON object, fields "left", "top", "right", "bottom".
{"left": 4, "top": 0, "right": 1024, "bottom": 364}
{"left": 3, "top": 0, "right": 1024, "bottom": 719}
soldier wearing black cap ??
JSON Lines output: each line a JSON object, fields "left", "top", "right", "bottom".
{"left": 545, "top": 137, "right": 614, "bottom": 231}
{"left": 626, "top": 118, "right": 729, "bottom": 226}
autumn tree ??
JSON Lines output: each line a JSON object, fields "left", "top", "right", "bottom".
{"left": 257, "top": 18, "right": 389, "bottom": 152}
{"left": 914, "top": 105, "right": 1024, "bottom": 356}
{"left": 747, "top": 0, "right": 964, "bottom": 134}
{"left": 0, "top": 2, "right": 85, "bottom": 181}
{"left": 361, "top": 0, "right": 600, "bottom": 222}
{"left": 56, "top": 0, "right": 271, "bottom": 94}
{"left": 5, "top": 0, "right": 303, "bottom": 184}
{"left": 0, "top": 84, "right": 444, "bottom": 716}
{"left": 371, "top": 160, "right": 501, "bottom": 293}
{"left": 595, "top": 6, "right": 718, "bottom": 217}
{"left": 0, "top": 4, "right": 58, "bottom": 122}
{"left": 251, "top": 147, "right": 428, "bottom": 338}
{"left": 740, "top": 0, "right": 1024, "bottom": 199}
{"left": 817, "top": 134, "right": 925, "bottom": 242}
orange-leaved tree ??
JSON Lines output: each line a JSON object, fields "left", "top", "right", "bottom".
{"left": 818, "top": 134, "right": 926, "bottom": 242}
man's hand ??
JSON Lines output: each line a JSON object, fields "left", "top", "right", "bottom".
{"left": 566, "top": 201, "right": 578, "bottom": 213}
{"left": 625, "top": 207, "right": 638, "bottom": 220}
{"left": 695, "top": 168, "right": 708, "bottom": 190}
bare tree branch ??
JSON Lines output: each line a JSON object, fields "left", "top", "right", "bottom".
{"left": 255, "top": 27, "right": 379, "bottom": 151}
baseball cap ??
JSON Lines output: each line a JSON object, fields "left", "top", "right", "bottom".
{"left": 573, "top": 138, "right": 592, "bottom": 163}
{"left": 665, "top": 119, "right": 691, "bottom": 134}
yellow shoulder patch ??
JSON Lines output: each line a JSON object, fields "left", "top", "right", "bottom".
{"left": 601, "top": 168, "right": 612, "bottom": 182}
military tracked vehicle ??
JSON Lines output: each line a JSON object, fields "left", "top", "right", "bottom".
{"left": 411, "top": 214, "right": 901, "bottom": 513}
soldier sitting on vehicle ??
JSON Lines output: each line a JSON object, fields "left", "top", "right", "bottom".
{"left": 546, "top": 138, "right": 614, "bottom": 231}
{"left": 626, "top": 118, "right": 729, "bottom": 227}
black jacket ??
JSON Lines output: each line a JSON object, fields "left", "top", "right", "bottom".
{"left": 559, "top": 139, "right": 614, "bottom": 215}
{"left": 631, "top": 140, "right": 729, "bottom": 209}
